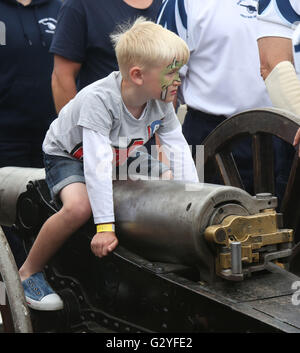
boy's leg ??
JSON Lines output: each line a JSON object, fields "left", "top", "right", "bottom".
{"left": 19, "top": 182, "right": 91, "bottom": 281}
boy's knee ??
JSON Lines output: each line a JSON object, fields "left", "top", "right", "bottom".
{"left": 61, "top": 201, "right": 92, "bottom": 225}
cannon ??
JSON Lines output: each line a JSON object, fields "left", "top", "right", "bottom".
{"left": 1, "top": 108, "right": 300, "bottom": 333}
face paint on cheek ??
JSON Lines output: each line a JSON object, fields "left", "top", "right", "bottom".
{"left": 159, "top": 58, "right": 183, "bottom": 101}
{"left": 160, "top": 72, "right": 171, "bottom": 101}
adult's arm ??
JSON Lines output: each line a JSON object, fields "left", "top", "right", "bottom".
{"left": 51, "top": 55, "right": 82, "bottom": 113}
{"left": 258, "top": 36, "right": 293, "bottom": 80}
{"left": 258, "top": 37, "right": 300, "bottom": 151}
{"left": 257, "top": 0, "right": 300, "bottom": 151}
{"left": 258, "top": 36, "right": 300, "bottom": 151}
{"left": 257, "top": 36, "right": 300, "bottom": 116}
{"left": 257, "top": 0, "right": 300, "bottom": 77}
{"left": 50, "top": 0, "right": 87, "bottom": 112}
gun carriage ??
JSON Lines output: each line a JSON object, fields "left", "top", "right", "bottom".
{"left": 1, "top": 108, "right": 300, "bottom": 333}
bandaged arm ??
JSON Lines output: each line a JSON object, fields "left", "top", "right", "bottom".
{"left": 157, "top": 125, "right": 199, "bottom": 183}
{"left": 83, "top": 128, "right": 115, "bottom": 224}
{"left": 265, "top": 60, "right": 300, "bottom": 117}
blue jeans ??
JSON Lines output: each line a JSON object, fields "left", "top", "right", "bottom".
{"left": 44, "top": 153, "right": 85, "bottom": 202}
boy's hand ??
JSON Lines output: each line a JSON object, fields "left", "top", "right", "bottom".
{"left": 91, "top": 231, "right": 118, "bottom": 258}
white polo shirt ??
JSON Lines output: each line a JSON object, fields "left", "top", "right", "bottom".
{"left": 257, "top": 0, "right": 300, "bottom": 39}
{"left": 157, "top": 0, "right": 271, "bottom": 117}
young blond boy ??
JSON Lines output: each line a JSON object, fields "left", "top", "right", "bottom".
{"left": 19, "top": 19, "right": 199, "bottom": 311}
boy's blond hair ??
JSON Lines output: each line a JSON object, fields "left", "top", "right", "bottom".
{"left": 110, "top": 17, "right": 190, "bottom": 78}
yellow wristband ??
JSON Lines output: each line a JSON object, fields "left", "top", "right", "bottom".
{"left": 96, "top": 223, "right": 115, "bottom": 233}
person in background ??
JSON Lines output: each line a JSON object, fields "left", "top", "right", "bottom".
{"left": 0, "top": 0, "right": 61, "bottom": 268}
{"left": 257, "top": 0, "right": 300, "bottom": 199}
{"left": 50, "top": 0, "right": 162, "bottom": 113}
{"left": 257, "top": 0, "right": 300, "bottom": 153}
{"left": 157, "top": 0, "right": 272, "bottom": 194}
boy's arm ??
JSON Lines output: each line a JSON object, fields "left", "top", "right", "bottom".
{"left": 82, "top": 128, "right": 118, "bottom": 257}
{"left": 157, "top": 125, "right": 199, "bottom": 183}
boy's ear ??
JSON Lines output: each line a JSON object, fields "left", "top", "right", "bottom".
{"left": 129, "top": 66, "right": 144, "bottom": 85}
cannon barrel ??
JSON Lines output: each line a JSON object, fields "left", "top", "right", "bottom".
{"left": 0, "top": 167, "right": 293, "bottom": 281}
{"left": 114, "top": 180, "right": 292, "bottom": 280}
{"left": 0, "top": 167, "right": 45, "bottom": 226}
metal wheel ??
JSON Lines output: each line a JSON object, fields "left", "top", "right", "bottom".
{"left": 203, "top": 108, "right": 300, "bottom": 242}
{"left": 0, "top": 226, "right": 32, "bottom": 332}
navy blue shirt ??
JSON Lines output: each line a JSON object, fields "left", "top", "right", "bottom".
{"left": 0, "top": 0, "right": 61, "bottom": 141}
{"left": 50, "top": 0, "right": 162, "bottom": 90}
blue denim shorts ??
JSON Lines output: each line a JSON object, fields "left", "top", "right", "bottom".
{"left": 43, "top": 153, "right": 85, "bottom": 201}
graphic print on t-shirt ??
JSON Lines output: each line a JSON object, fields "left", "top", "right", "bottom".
{"left": 38, "top": 18, "right": 57, "bottom": 34}
{"left": 69, "top": 120, "right": 164, "bottom": 166}
{"left": 237, "top": 0, "right": 258, "bottom": 19}
{"left": 113, "top": 138, "right": 144, "bottom": 166}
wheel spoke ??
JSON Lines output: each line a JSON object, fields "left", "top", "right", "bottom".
{"left": 281, "top": 153, "right": 300, "bottom": 241}
{"left": 215, "top": 149, "right": 244, "bottom": 189}
{"left": 252, "top": 133, "right": 275, "bottom": 195}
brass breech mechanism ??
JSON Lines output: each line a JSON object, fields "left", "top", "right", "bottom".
{"left": 205, "top": 208, "right": 293, "bottom": 281}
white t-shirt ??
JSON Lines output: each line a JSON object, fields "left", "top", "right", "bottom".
{"left": 257, "top": 0, "right": 300, "bottom": 39}
{"left": 157, "top": 0, "right": 271, "bottom": 117}
{"left": 43, "top": 72, "right": 179, "bottom": 160}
